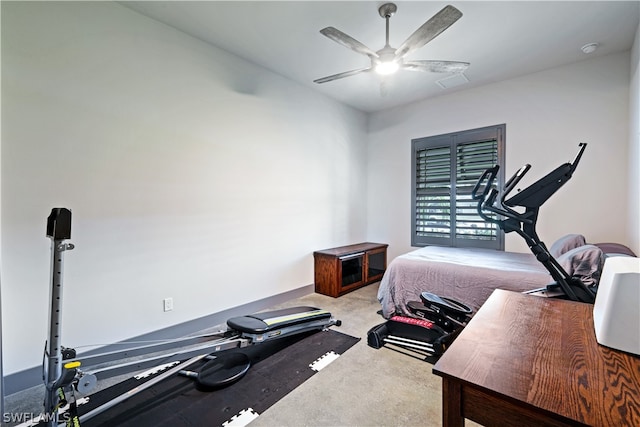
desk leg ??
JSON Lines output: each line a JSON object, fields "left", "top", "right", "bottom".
{"left": 442, "top": 378, "right": 464, "bottom": 427}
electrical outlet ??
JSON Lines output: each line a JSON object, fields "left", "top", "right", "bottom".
{"left": 163, "top": 297, "right": 173, "bottom": 312}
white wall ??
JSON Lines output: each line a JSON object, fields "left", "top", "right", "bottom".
{"left": 629, "top": 20, "right": 640, "bottom": 254}
{"left": 367, "top": 52, "right": 631, "bottom": 260}
{"left": 1, "top": 2, "right": 367, "bottom": 375}
{"left": 0, "top": 1, "right": 4, "bottom": 412}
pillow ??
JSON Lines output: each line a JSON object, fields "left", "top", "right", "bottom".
{"left": 594, "top": 242, "right": 637, "bottom": 258}
{"left": 549, "top": 234, "right": 587, "bottom": 258}
{"left": 557, "top": 244, "right": 605, "bottom": 287}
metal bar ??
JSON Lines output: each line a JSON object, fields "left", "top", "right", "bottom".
{"left": 389, "top": 335, "right": 433, "bottom": 347}
{"left": 68, "top": 331, "right": 228, "bottom": 367}
{"left": 43, "top": 208, "right": 74, "bottom": 424}
{"left": 384, "top": 336, "right": 434, "bottom": 352}
{"left": 86, "top": 337, "right": 248, "bottom": 380}
{"left": 78, "top": 354, "right": 207, "bottom": 423}
{"left": 338, "top": 252, "right": 365, "bottom": 261}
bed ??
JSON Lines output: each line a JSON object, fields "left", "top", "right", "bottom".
{"left": 377, "top": 236, "right": 637, "bottom": 319}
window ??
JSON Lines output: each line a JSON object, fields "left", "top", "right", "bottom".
{"left": 411, "top": 125, "right": 505, "bottom": 250}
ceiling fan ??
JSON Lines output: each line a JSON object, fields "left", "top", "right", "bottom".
{"left": 314, "top": 3, "right": 469, "bottom": 84}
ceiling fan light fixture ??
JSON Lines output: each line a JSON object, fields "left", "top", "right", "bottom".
{"left": 375, "top": 60, "right": 399, "bottom": 75}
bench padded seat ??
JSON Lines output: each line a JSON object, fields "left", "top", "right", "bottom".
{"left": 227, "top": 306, "right": 331, "bottom": 334}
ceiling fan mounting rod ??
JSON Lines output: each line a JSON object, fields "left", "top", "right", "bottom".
{"left": 385, "top": 16, "right": 390, "bottom": 47}
{"left": 379, "top": 3, "right": 397, "bottom": 48}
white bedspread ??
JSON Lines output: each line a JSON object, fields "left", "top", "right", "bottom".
{"left": 377, "top": 246, "right": 552, "bottom": 318}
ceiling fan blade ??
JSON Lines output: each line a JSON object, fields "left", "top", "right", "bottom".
{"left": 320, "top": 27, "right": 379, "bottom": 60}
{"left": 314, "top": 67, "right": 372, "bottom": 84}
{"left": 395, "top": 5, "right": 463, "bottom": 59}
{"left": 403, "top": 60, "right": 470, "bottom": 73}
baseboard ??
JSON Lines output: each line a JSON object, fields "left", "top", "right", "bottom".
{"left": 3, "top": 284, "right": 314, "bottom": 396}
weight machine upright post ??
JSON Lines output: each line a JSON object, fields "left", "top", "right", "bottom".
{"left": 43, "top": 208, "right": 74, "bottom": 423}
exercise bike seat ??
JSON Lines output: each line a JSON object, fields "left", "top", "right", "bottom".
{"left": 227, "top": 306, "right": 333, "bottom": 335}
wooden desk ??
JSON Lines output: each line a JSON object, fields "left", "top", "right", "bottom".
{"left": 432, "top": 289, "right": 640, "bottom": 427}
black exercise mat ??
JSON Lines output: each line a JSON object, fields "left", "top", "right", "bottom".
{"left": 77, "top": 329, "right": 359, "bottom": 426}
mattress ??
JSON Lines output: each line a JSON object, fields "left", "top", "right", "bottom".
{"left": 377, "top": 246, "right": 552, "bottom": 318}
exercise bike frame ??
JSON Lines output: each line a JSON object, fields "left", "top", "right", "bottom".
{"left": 471, "top": 143, "right": 595, "bottom": 304}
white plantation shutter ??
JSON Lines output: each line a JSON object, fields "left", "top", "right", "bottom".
{"left": 412, "top": 125, "right": 505, "bottom": 249}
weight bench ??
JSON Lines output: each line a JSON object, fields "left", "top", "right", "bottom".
{"left": 227, "top": 306, "right": 339, "bottom": 342}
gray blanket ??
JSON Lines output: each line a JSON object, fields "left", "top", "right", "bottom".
{"left": 377, "top": 246, "right": 552, "bottom": 318}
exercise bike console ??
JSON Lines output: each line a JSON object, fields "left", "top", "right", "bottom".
{"left": 505, "top": 142, "right": 586, "bottom": 208}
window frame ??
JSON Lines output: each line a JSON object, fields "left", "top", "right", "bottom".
{"left": 411, "top": 124, "right": 506, "bottom": 250}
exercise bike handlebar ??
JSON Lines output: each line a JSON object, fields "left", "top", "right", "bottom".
{"left": 472, "top": 162, "right": 532, "bottom": 209}
{"left": 471, "top": 165, "right": 499, "bottom": 202}
{"left": 472, "top": 143, "right": 586, "bottom": 224}
{"left": 471, "top": 166, "right": 505, "bottom": 225}
{"left": 570, "top": 142, "right": 587, "bottom": 173}
{"left": 502, "top": 163, "right": 531, "bottom": 202}
{"left": 471, "top": 165, "right": 529, "bottom": 226}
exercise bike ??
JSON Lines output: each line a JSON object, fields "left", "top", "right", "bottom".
{"left": 471, "top": 142, "right": 595, "bottom": 303}
{"left": 367, "top": 143, "right": 595, "bottom": 361}
{"left": 40, "top": 208, "right": 341, "bottom": 426}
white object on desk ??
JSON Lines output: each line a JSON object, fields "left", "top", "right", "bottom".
{"left": 593, "top": 256, "right": 640, "bottom": 355}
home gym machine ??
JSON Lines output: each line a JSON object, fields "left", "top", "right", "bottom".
{"left": 42, "top": 208, "right": 340, "bottom": 426}
{"left": 471, "top": 142, "right": 595, "bottom": 303}
{"left": 368, "top": 143, "right": 595, "bottom": 360}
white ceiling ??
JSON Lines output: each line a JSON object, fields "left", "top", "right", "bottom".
{"left": 120, "top": 1, "right": 639, "bottom": 113}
